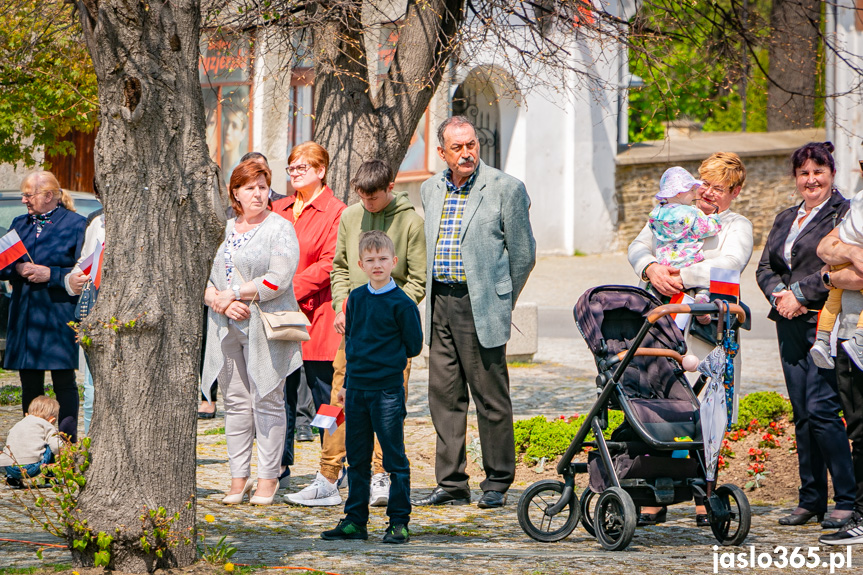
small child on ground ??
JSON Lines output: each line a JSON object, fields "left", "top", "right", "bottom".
{"left": 0, "top": 395, "right": 61, "bottom": 487}
{"left": 810, "top": 190, "right": 863, "bottom": 370}
{"left": 321, "top": 230, "right": 423, "bottom": 544}
{"left": 648, "top": 166, "right": 722, "bottom": 301}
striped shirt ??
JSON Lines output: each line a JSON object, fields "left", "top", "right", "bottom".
{"left": 432, "top": 168, "right": 478, "bottom": 283}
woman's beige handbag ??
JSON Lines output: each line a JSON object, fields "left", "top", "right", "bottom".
{"left": 258, "top": 308, "right": 311, "bottom": 341}
{"left": 232, "top": 267, "right": 310, "bottom": 341}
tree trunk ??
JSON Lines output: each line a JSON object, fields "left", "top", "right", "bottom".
{"left": 766, "top": 0, "right": 821, "bottom": 130}
{"left": 310, "top": 0, "right": 464, "bottom": 202}
{"left": 73, "top": 1, "right": 224, "bottom": 571}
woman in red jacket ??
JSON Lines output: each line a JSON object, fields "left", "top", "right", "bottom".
{"left": 273, "top": 141, "right": 346, "bottom": 482}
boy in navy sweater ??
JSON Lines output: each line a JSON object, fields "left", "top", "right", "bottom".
{"left": 322, "top": 230, "right": 423, "bottom": 544}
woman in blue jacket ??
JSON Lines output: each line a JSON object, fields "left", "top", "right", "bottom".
{"left": 1, "top": 171, "right": 86, "bottom": 442}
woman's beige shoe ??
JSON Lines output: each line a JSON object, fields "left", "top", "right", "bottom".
{"left": 221, "top": 477, "right": 254, "bottom": 505}
{"left": 250, "top": 482, "right": 278, "bottom": 505}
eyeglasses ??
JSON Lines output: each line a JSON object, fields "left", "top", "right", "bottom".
{"left": 286, "top": 163, "right": 310, "bottom": 175}
{"left": 700, "top": 182, "right": 730, "bottom": 195}
{"left": 20, "top": 191, "right": 50, "bottom": 200}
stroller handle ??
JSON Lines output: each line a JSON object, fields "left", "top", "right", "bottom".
{"left": 614, "top": 347, "right": 684, "bottom": 364}
{"left": 647, "top": 302, "right": 747, "bottom": 324}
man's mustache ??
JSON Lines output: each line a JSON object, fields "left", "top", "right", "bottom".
{"left": 458, "top": 156, "right": 474, "bottom": 166}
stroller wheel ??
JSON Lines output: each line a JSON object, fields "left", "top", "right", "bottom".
{"left": 579, "top": 488, "right": 597, "bottom": 538}
{"left": 709, "top": 484, "right": 751, "bottom": 546}
{"left": 517, "top": 480, "right": 580, "bottom": 542}
{"left": 594, "top": 487, "right": 637, "bottom": 551}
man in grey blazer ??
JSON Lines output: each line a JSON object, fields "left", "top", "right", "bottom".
{"left": 412, "top": 116, "right": 536, "bottom": 509}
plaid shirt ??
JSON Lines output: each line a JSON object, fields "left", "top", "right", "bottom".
{"left": 432, "top": 168, "right": 478, "bottom": 283}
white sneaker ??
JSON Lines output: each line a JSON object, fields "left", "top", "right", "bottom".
{"left": 284, "top": 472, "right": 341, "bottom": 506}
{"left": 370, "top": 473, "right": 390, "bottom": 507}
{"left": 810, "top": 339, "right": 834, "bottom": 369}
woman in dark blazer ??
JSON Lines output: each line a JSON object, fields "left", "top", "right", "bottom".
{"left": 1, "top": 171, "right": 86, "bottom": 442}
{"left": 756, "top": 142, "right": 857, "bottom": 529}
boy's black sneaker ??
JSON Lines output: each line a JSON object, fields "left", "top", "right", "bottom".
{"left": 382, "top": 523, "right": 410, "bottom": 544}
{"left": 321, "top": 519, "right": 368, "bottom": 540}
{"left": 819, "top": 512, "right": 863, "bottom": 545}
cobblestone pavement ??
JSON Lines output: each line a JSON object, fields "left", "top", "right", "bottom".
{"left": 2, "top": 254, "right": 859, "bottom": 574}
{"left": 2, "top": 342, "right": 855, "bottom": 575}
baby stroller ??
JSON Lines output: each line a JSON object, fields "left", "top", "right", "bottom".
{"left": 516, "top": 285, "right": 751, "bottom": 551}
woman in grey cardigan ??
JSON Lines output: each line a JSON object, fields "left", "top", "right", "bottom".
{"left": 202, "top": 160, "right": 302, "bottom": 505}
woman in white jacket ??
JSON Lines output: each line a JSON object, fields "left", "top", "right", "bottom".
{"left": 65, "top": 204, "right": 104, "bottom": 436}
{"left": 627, "top": 151, "right": 753, "bottom": 527}
{"left": 201, "top": 160, "right": 302, "bottom": 506}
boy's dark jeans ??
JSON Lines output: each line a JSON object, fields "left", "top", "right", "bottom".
{"left": 344, "top": 386, "right": 411, "bottom": 527}
{"left": 4, "top": 445, "right": 54, "bottom": 479}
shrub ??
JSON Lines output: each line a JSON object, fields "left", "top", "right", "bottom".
{"left": 513, "top": 415, "right": 546, "bottom": 453}
{"left": 0, "top": 385, "right": 22, "bottom": 406}
{"left": 514, "top": 411, "right": 625, "bottom": 464}
{"left": 732, "top": 392, "right": 792, "bottom": 431}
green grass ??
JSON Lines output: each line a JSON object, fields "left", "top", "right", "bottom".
{"left": 507, "top": 361, "right": 538, "bottom": 368}
{"left": 0, "top": 384, "right": 84, "bottom": 406}
{"left": 0, "top": 565, "right": 71, "bottom": 575}
{"left": 202, "top": 426, "right": 226, "bottom": 436}
{"left": 573, "top": 249, "right": 587, "bottom": 256}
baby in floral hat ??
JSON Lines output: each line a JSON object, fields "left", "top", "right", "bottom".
{"left": 647, "top": 167, "right": 722, "bottom": 298}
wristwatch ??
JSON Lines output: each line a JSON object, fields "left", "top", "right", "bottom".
{"left": 822, "top": 271, "right": 833, "bottom": 288}
{"left": 232, "top": 286, "right": 242, "bottom": 300}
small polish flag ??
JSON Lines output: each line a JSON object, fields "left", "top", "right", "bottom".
{"left": 79, "top": 246, "right": 97, "bottom": 275}
{"left": 0, "top": 230, "right": 27, "bottom": 271}
{"left": 92, "top": 241, "right": 104, "bottom": 289}
{"left": 310, "top": 404, "right": 345, "bottom": 435}
{"left": 710, "top": 267, "right": 741, "bottom": 302}
{"left": 670, "top": 292, "right": 696, "bottom": 331}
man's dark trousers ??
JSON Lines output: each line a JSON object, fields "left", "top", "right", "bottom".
{"left": 776, "top": 319, "right": 856, "bottom": 513}
{"left": 428, "top": 281, "right": 515, "bottom": 496}
{"left": 835, "top": 344, "right": 863, "bottom": 513}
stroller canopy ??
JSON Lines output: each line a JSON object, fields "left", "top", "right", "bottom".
{"left": 575, "top": 285, "right": 691, "bottom": 401}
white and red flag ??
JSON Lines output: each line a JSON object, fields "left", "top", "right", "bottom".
{"left": 78, "top": 241, "right": 104, "bottom": 288}
{"left": 670, "top": 292, "right": 696, "bottom": 331}
{"left": 92, "top": 242, "right": 104, "bottom": 289}
{"left": 310, "top": 404, "right": 345, "bottom": 435}
{"left": 0, "top": 230, "right": 27, "bottom": 270}
{"left": 710, "top": 267, "right": 741, "bottom": 302}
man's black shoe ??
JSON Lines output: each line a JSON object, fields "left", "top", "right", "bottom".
{"left": 382, "top": 523, "right": 410, "bottom": 544}
{"left": 411, "top": 487, "right": 470, "bottom": 506}
{"left": 321, "top": 518, "right": 368, "bottom": 540}
{"left": 296, "top": 424, "right": 315, "bottom": 442}
{"left": 477, "top": 490, "right": 507, "bottom": 509}
{"left": 5, "top": 476, "right": 23, "bottom": 488}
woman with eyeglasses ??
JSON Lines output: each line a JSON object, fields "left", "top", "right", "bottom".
{"left": 272, "top": 142, "right": 346, "bottom": 484}
{"left": 628, "top": 152, "right": 754, "bottom": 527}
{"left": 756, "top": 142, "right": 856, "bottom": 530}
{"left": 0, "top": 171, "right": 87, "bottom": 442}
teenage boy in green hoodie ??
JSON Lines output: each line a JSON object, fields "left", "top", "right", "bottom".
{"left": 285, "top": 159, "right": 426, "bottom": 507}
